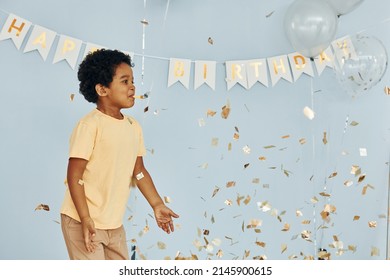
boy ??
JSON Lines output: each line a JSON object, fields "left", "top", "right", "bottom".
{"left": 60, "top": 49, "right": 179, "bottom": 260}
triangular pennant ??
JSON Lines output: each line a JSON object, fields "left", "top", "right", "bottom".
{"left": 313, "top": 47, "right": 335, "bottom": 76}
{"left": 267, "top": 55, "right": 293, "bottom": 86}
{"left": 167, "top": 58, "right": 191, "bottom": 89}
{"left": 331, "top": 36, "right": 357, "bottom": 68}
{"left": 52, "top": 35, "right": 82, "bottom": 70}
{"left": 0, "top": 13, "right": 32, "bottom": 49}
{"left": 288, "top": 53, "right": 314, "bottom": 81}
{"left": 225, "top": 60, "right": 248, "bottom": 90}
{"left": 194, "top": 60, "right": 216, "bottom": 90}
{"left": 23, "top": 25, "right": 57, "bottom": 61}
{"left": 246, "top": 59, "right": 269, "bottom": 88}
{"left": 82, "top": 42, "right": 106, "bottom": 59}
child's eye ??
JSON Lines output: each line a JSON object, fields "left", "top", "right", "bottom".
{"left": 123, "top": 80, "right": 128, "bottom": 84}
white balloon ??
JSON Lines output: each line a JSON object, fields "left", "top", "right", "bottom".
{"left": 325, "top": 0, "right": 364, "bottom": 15}
{"left": 333, "top": 35, "right": 388, "bottom": 96}
{"left": 284, "top": 0, "right": 338, "bottom": 58}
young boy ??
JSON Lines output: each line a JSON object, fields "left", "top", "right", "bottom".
{"left": 60, "top": 49, "right": 179, "bottom": 260}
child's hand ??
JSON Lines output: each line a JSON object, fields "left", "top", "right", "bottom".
{"left": 153, "top": 204, "right": 179, "bottom": 234}
{"left": 80, "top": 216, "right": 97, "bottom": 253}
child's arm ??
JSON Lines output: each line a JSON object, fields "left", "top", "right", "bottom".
{"left": 67, "top": 157, "right": 97, "bottom": 253}
{"left": 133, "top": 156, "right": 179, "bottom": 234}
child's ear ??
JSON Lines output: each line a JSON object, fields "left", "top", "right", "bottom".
{"left": 95, "top": 84, "right": 108, "bottom": 96}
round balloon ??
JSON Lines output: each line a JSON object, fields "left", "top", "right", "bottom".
{"left": 325, "top": 0, "right": 364, "bottom": 16}
{"left": 333, "top": 35, "right": 388, "bottom": 96}
{"left": 284, "top": 0, "right": 338, "bottom": 58}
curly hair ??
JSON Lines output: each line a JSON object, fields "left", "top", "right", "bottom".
{"left": 77, "top": 49, "right": 133, "bottom": 103}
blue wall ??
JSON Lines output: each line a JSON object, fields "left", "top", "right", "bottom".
{"left": 0, "top": 0, "right": 389, "bottom": 260}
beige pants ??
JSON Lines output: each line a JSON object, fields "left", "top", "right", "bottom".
{"left": 61, "top": 214, "right": 129, "bottom": 260}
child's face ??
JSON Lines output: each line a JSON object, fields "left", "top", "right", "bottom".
{"left": 104, "top": 62, "right": 136, "bottom": 109}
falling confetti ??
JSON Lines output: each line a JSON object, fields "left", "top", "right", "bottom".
{"left": 35, "top": 204, "right": 50, "bottom": 211}
{"left": 303, "top": 106, "right": 315, "bottom": 120}
{"left": 140, "top": 19, "right": 149, "bottom": 25}
{"left": 384, "top": 86, "right": 390, "bottom": 95}
{"left": 226, "top": 181, "right": 236, "bottom": 188}
{"left": 322, "top": 132, "right": 328, "bottom": 145}
{"left": 350, "top": 121, "right": 359, "bottom": 126}
{"left": 211, "top": 186, "right": 220, "bottom": 198}
{"left": 221, "top": 101, "right": 231, "bottom": 119}
{"left": 359, "top": 148, "right": 367, "bottom": 156}
{"left": 164, "top": 196, "right": 171, "bottom": 203}
{"left": 368, "top": 221, "right": 377, "bottom": 228}
{"left": 266, "top": 11, "right": 275, "bottom": 18}
{"left": 157, "top": 241, "right": 166, "bottom": 249}
{"left": 208, "top": 37, "right": 214, "bottom": 45}
{"left": 207, "top": 109, "right": 216, "bottom": 117}
{"left": 70, "top": 93, "right": 75, "bottom": 101}
{"left": 299, "top": 138, "right": 306, "bottom": 145}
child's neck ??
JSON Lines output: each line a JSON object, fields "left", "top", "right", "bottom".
{"left": 96, "top": 104, "right": 123, "bottom": 120}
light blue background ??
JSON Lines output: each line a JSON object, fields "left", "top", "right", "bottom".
{"left": 0, "top": 0, "right": 389, "bottom": 260}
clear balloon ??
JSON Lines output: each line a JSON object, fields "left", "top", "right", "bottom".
{"left": 325, "top": 0, "right": 364, "bottom": 16}
{"left": 333, "top": 35, "right": 388, "bottom": 97}
{"left": 284, "top": 0, "right": 339, "bottom": 58}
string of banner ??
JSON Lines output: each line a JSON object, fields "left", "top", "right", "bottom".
{"left": 0, "top": 11, "right": 356, "bottom": 91}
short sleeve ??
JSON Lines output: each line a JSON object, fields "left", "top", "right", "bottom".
{"left": 69, "top": 121, "right": 96, "bottom": 160}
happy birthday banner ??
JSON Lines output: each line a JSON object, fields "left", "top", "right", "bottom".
{"left": 0, "top": 12, "right": 356, "bottom": 91}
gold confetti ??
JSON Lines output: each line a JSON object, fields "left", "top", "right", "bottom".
{"left": 311, "top": 196, "right": 319, "bottom": 204}
{"left": 211, "top": 138, "right": 219, "bottom": 146}
{"left": 344, "top": 180, "right": 353, "bottom": 187}
{"left": 351, "top": 165, "right": 361, "bottom": 176}
{"left": 247, "top": 219, "right": 262, "bottom": 228}
{"left": 362, "top": 184, "right": 374, "bottom": 195}
{"left": 353, "top": 215, "right": 360, "bottom": 221}
{"left": 157, "top": 241, "right": 166, "bottom": 249}
{"left": 216, "top": 249, "right": 223, "bottom": 258}
{"left": 322, "top": 132, "right": 328, "bottom": 145}
{"left": 252, "top": 178, "right": 260, "bottom": 184}
{"left": 211, "top": 186, "right": 220, "bottom": 198}
{"left": 224, "top": 199, "right": 232, "bottom": 206}
{"left": 255, "top": 241, "right": 266, "bottom": 247}
{"left": 357, "top": 174, "right": 366, "bottom": 183}
{"left": 228, "top": 142, "right": 232, "bottom": 151}
{"left": 281, "top": 244, "right": 288, "bottom": 254}
{"left": 301, "top": 230, "right": 311, "bottom": 240}
{"left": 207, "top": 109, "right": 216, "bottom": 117}
{"left": 243, "top": 195, "right": 251, "bottom": 205}
{"left": 328, "top": 172, "right": 338, "bottom": 179}
{"left": 243, "top": 145, "right": 251, "bottom": 154}
{"left": 348, "top": 245, "right": 357, "bottom": 253}
{"left": 301, "top": 220, "right": 311, "bottom": 225}
{"left": 221, "top": 101, "right": 231, "bottom": 119}
{"left": 257, "top": 201, "right": 271, "bottom": 212}
{"left": 203, "top": 229, "right": 210, "bottom": 235}
{"left": 350, "top": 121, "right": 359, "bottom": 126}
{"left": 319, "top": 192, "right": 331, "bottom": 197}
{"left": 164, "top": 196, "right": 171, "bottom": 203}
{"left": 208, "top": 37, "right": 214, "bottom": 45}
{"left": 264, "top": 145, "right": 276, "bottom": 149}
{"left": 35, "top": 204, "right": 50, "bottom": 211}
{"left": 258, "top": 156, "right": 266, "bottom": 161}
{"left": 226, "top": 181, "right": 236, "bottom": 188}
{"left": 371, "top": 246, "right": 380, "bottom": 256}
{"left": 127, "top": 215, "right": 133, "bottom": 221}
{"left": 140, "top": 19, "right": 149, "bottom": 25}
{"left": 70, "top": 93, "right": 75, "bottom": 101}
{"left": 368, "top": 221, "right": 377, "bottom": 228}
{"left": 296, "top": 210, "right": 303, "bottom": 216}
{"left": 212, "top": 238, "right": 221, "bottom": 246}
{"left": 233, "top": 133, "right": 239, "bottom": 140}
{"left": 384, "top": 86, "right": 390, "bottom": 95}
{"left": 78, "top": 179, "right": 84, "bottom": 185}
{"left": 299, "top": 138, "right": 306, "bottom": 145}
{"left": 281, "top": 223, "right": 290, "bottom": 231}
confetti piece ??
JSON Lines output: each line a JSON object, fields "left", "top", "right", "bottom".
{"left": 296, "top": 210, "right": 303, "bottom": 217}
{"left": 140, "top": 19, "right": 149, "bottom": 25}
{"left": 157, "top": 241, "right": 166, "bottom": 249}
{"left": 328, "top": 172, "right": 338, "bottom": 179}
{"left": 319, "top": 192, "right": 331, "bottom": 197}
{"left": 350, "top": 121, "right": 359, "bottom": 126}
{"left": 164, "top": 196, "right": 171, "bottom": 203}
{"left": 322, "top": 132, "right": 328, "bottom": 145}
{"left": 371, "top": 247, "right": 380, "bottom": 256}
{"left": 368, "top": 221, "right": 377, "bottom": 228}
{"left": 211, "top": 138, "right": 219, "bottom": 146}
{"left": 226, "top": 181, "right": 236, "bottom": 188}
{"left": 255, "top": 241, "right": 266, "bottom": 247}
{"left": 211, "top": 186, "right": 220, "bottom": 198}
{"left": 208, "top": 37, "right": 214, "bottom": 45}
{"left": 299, "top": 138, "right": 306, "bottom": 145}
{"left": 243, "top": 195, "right": 251, "bottom": 205}
{"left": 351, "top": 165, "right": 361, "bottom": 176}
{"left": 359, "top": 148, "right": 367, "bottom": 156}
{"left": 266, "top": 11, "right": 275, "bottom": 18}
{"left": 264, "top": 145, "right": 276, "bottom": 149}
{"left": 144, "top": 106, "right": 149, "bottom": 113}
{"left": 258, "top": 156, "right": 266, "bottom": 161}
{"left": 207, "top": 109, "right": 216, "bottom": 117}
{"left": 216, "top": 249, "right": 223, "bottom": 258}
{"left": 344, "top": 180, "right": 353, "bottom": 187}
{"left": 212, "top": 238, "right": 221, "bottom": 246}
{"left": 303, "top": 106, "right": 315, "bottom": 120}
{"left": 281, "top": 244, "right": 288, "bottom": 254}
{"left": 257, "top": 201, "right": 271, "bottom": 212}
{"left": 301, "top": 220, "right": 311, "bottom": 225}
{"left": 301, "top": 230, "right": 311, "bottom": 240}
{"left": 35, "top": 204, "right": 50, "bottom": 211}
{"left": 384, "top": 86, "right": 390, "bottom": 95}
{"left": 362, "top": 184, "right": 374, "bottom": 195}
{"left": 70, "top": 93, "right": 75, "bottom": 101}
{"left": 228, "top": 142, "right": 232, "bottom": 151}
{"left": 224, "top": 199, "right": 232, "bottom": 206}
{"left": 252, "top": 178, "right": 260, "bottom": 184}
{"left": 242, "top": 145, "right": 251, "bottom": 154}
{"left": 198, "top": 118, "right": 206, "bottom": 127}
{"left": 281, "top": 223, "right": 290, "bottom": 231}
{"left": 221, "top": 102, "right": 231, "bottom": 119}
{"left": 203, "top": 229, "right": 210, "bottom": 235}
{"left": 78, "top": 179, "right": 84, "bottom": 185}
{"left": 353, "top": 216, "right": 360, "bottom": 221}
{"left": 358, "top": 174, "right": 366, "bottom": 183}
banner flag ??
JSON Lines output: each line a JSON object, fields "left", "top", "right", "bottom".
{"left": 23, "top": 25, "right": 56, "bottom": 61}
{"left": 194, "top": 60, "right": 216, "bottom": 90}
{"left": 267, "top": 55, "right": 293, "bottom": 86}
{"left": 313, "top": 47, "right": 335, "bottom": 76}
{"left": 288, "top": 53, "right": 314, "bottom": 82}
{"left": 246, "top": 59, "right": 269, "bottom": 88}
{"left": 52, "top": 35, "right": 82, "bottom": 70}
{"left": 225, "top": 60, "right": 248, "bottom": 90}
{"left": 331, "top": 36, "right": 357, "bottom": 68}
{"left": 168, "top": 58, "right": 191, "bottom": 89}
{"left": 0, "top": 13, "right": 32, "bottom": 50}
